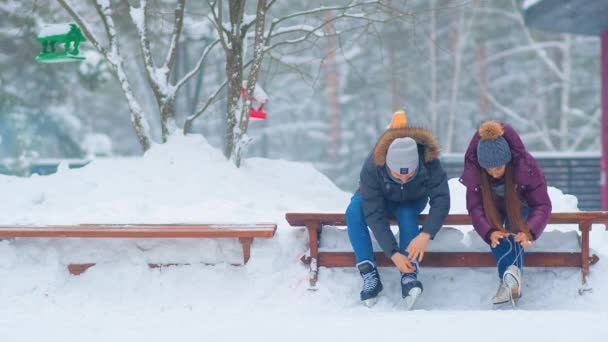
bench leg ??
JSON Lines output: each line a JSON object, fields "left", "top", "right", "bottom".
{"left": 306, "top": 223, "right": 321, "bottom": 287}
{"left": 239, "top": 237, "right": 254, "bottom": 264}
{"left": 68, "top": 263, "right": 96, "bottom": 275}
{"left": 579, "top": 221, "right": 593, "bottom": 294}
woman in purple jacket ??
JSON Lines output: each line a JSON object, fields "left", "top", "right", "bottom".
{"left": 460, "top": 121, "right": 552, "bottom": 305}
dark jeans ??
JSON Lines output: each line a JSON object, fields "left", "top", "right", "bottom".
{"left": 490, "top": 206, "right": 529, "bottom": 279}
{"left": 345, "top": 192, "right": 428, "bottom": 263}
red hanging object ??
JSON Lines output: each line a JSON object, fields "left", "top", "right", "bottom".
{"left": 242, "top": 83, "right": 269, "bottom": 121}
{"left": 249, "top": 102, "right": 267, "bottom": 120}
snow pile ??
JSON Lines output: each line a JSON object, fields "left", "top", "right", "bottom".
{"left": 0, "top": 132, "right": 350, "bottom": 225}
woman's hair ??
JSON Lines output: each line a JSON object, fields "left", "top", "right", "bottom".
{"left": 479, "top": 163, "right": 532, "bottom": 238}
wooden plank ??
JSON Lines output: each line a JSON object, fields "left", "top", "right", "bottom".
{"left": 285, "top": 212, "right": 608, "bottom": 227}
{"left": 0, "top": 224, "right": 277, "bottom": 238}
{"left": 318, "top": 252, "right": 583, "bottom": 268}
{"left": 68, "top": 263, "right": 95, "bottom": 275}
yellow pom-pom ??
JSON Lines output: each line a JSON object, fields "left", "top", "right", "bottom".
{"left": 389, "top": 110, "right": 408, "bottom": 129}
{"left": 478, "top": 121, "right": 504, "bottom": 140}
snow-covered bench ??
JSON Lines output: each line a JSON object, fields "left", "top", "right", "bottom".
{"left": 285, "top": 212, "right": 608, "bottom": 292}
{"left": 0, "top": 223, "right": 277, "bottom": 275}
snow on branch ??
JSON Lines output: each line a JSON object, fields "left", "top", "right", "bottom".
{"left": 94, "top": 0, "right": 117, "bottom": 54}
{"left": 127, "top": 0, "right": 161, "bottom": 96}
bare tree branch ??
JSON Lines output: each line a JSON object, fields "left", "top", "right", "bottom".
{"left": 56, "top": 0, "right": 106, "bottom": 55}
{"left": 266, "top": 11, "right": 376, "bottom": 51}
{"left": 269, "top": 1, "right": 379, "bottom": 30}
{"left": 511, "top": 0, "right": 565, "bottom": 81}
{"left": 163, "top": 0, "right": 186, "bottom": 73}
{"left": 208, "top": 0, "right": 230, "bottom": 52}
{"left": 175, "top": 39, "right": 220, "bottom": 92}
{"left": 184, "top": 80, "right": 228, "bottom": 134}
{"left": 569, "top": 107, "right": 600, "bottom": 151}
{"left": 485, "top": 91, "right": 556, "bottom": 150}
{"left": 93, "top": 0, "right": 114, "bottom": 50}
{"left": 127, "top": 0, "right": 161, "bottom": 98}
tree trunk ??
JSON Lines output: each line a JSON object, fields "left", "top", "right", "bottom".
{"left": 429, "top": 0, "right": 438, "bottom": 133}
{"left": 160, "top": 98, "right": 177, "bottom": 141}
{"left": 224, "top": 0, "right": 246, "bottom": 159}
{"left": 446, "top": 4, "right": 465, "bottom": 153}
{"left": 477, "top": 45, "right": 488, "bottom": 114}
{"left": 225, "top": 52, "right": 243, "bottom": 158}
{"left": 560, "top": 34, "right": 571, "bottom": 150}
{"left": 323, "top": 12, "right": 340, "bottom": 161}
{"left": 233, "top": 0, "right": 268, "bottom": 167}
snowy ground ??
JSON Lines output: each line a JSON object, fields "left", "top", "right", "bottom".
{"left": 1, "top": 133, "right": 607, "bottom": 341}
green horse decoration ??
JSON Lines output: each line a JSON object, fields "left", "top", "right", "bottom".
{"left": 36, "top": 23, "right": 86, "bottom": 63}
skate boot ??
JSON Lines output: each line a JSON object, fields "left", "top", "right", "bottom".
{"left": 357, "top": 260, "right": 383, "bottom": 307}
{"left": 401, "top": 262, "right": 423, "bottom": 310}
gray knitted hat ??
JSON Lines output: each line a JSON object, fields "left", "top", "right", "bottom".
{"left": 386, "top": 137, "right": 419, "bottom": 175}
{"left": 476, "top": 121, "right": 512, "bottom": 169}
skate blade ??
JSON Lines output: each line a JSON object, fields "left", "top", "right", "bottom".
{"left": 403, "top": 287, "right": 422, "bottom": 310}
{"left": 492, "top": 294, "right": 518, "bottom": 309}
{"left": 363, "top": 297, "right": 378, "bottom": 307}
{"left": 508, "top": 289, "right": 520, "bottom": 308}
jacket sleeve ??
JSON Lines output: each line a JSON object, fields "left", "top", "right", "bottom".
{"left": 524, "top": 159, "right": 552, "bottom": 240}
{"left": 359, "top": 162, "right": 399, "bottom": 258}
{"left": 466, "top": 186, "right": 494, "bottom": 244}
{"left": 420, "top": 159, "right": 450, "bottom": 238}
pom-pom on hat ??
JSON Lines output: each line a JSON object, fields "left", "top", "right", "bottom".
{"left": 389, "top": 110, "right": 408, "bottom": 129}
{"left": 476, "top": 121, "right": 512, "bottom": 169}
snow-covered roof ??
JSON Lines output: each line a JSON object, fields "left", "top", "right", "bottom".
{"left": 39, "top": 23, "right": 74, "bottom": 37}
{"left": 243, "top": 80, "right": 269, "bottom": 102}
{"left": 522, "top": 0, "right": 542, "bottom": 10}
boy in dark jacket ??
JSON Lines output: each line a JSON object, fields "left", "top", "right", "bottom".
{"left": 346, "top": 111, "right": 450, "bottom": 308}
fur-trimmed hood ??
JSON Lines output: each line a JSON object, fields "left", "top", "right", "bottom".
{"left": 372, "top": 126, "right": 440, "bottom": 166}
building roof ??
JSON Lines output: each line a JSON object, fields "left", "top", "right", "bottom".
{"left": 523, "top": 0, "right": 608, "bottom": 36}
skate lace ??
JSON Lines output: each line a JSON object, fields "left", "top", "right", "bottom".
{"left": 401, "top": 273, "right": 417, "bottom": 285}
{"left": 362, "top": 270, "right": 379, "bottom": 292}
{"left": 496, "top": 234, "right": 525, "bottom": 269}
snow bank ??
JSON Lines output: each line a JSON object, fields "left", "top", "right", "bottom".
{"left": 0, "top": 132, "right": 350, "bottom": 225}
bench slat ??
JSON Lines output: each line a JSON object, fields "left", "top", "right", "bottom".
{"left": 285, "top": 212, "right": 608, "bottom": 227}
{"left": 0, "top": 224, "right": 277, "bottom": 239}
{"left": 318, "top": 251, "right": 584, "bottom": 268}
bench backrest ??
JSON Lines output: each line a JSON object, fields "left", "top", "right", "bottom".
{"left": 285, "top": 212, "right": 608, "bottom": 229}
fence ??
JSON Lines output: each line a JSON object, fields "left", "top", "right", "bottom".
{"left": 442, "top": 153, "right": 601, "bottom": 211}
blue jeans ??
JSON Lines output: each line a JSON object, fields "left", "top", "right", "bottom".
{"left": 345, "top": 192, "right": 428, "bottom": 264}
{"left": 490, "top": 207, "right": 529, "bottom": 278}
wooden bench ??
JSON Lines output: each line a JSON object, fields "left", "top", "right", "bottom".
{"left": 285, "top": 212, "right": 608, "bottom": 291}
{"left": 0, "top": 223, "right": 277, "bottom": 275}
